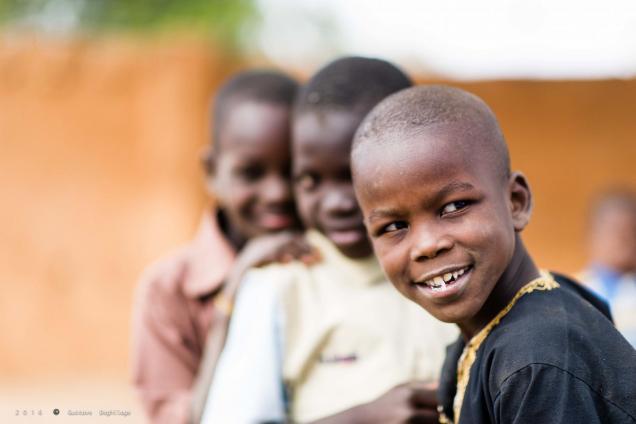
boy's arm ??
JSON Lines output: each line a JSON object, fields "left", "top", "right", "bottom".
{"left": 494, "top": 363, "right": 633, "bottom": 423}
{"left": 311, "top": 382, "right": 439, "bottom": 424}
{"left": 199, "top": 271, "right": 287, "bottom": 423}
{"left": 189, "top": 262, "right": 253, "bottom": 422}
{"left": 189, "top": 303, "right": 232, "bottom": 423}
{"left": 131, "top": 268, "right": 198, "bottom": 424}
{"left": 191, "top": 232, "right": 318, "bottom": 422}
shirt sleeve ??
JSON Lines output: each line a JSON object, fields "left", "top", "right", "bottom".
{"left": 131, "top": 267, "right": 198, "bottom": 424}
{"left": 493, "top": 363, "right": 635, "bottom": 424}
{"left": 201, "top": 270, "right": 286, "bottom": 423}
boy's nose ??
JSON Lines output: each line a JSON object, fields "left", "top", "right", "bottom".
{"left": 262, "top": 175, "right": 292, "bottom": 204}
{"left": 323, "top": 188, "right": 358, "bottom": 216}
{"left": 409, "top": 224, "right": 453, "bottom": 261}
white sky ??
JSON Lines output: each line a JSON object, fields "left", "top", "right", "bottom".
{"left": 253, "top": 0, "right": 636, "bottom": 79}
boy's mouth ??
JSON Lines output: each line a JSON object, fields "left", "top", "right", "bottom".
{"left": 327, "top": 227, "right": 366, "bottom": 246}
{"left": 413, "top": 265, "right": 472, "bottom": 298}
{"left": 259, "top": 212, "right": 294, "bottom": 230}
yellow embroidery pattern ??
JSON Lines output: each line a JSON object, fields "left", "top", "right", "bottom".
{"left": 450, "top": 274, "right": 560, "bottom": 424}
{"left": 438, "top": 406, "right": 453, "bottom": 424}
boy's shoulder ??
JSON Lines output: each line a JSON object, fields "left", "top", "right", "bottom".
{"left": 136, "top": 244, "right": 192, "bottom": 299}
{"left": 485, "top": 274, "right": 625, "bottom": 374}
{"left": 482, "top": 274, "right": 636, "bottom": 414}
{"left": 246, "top": 229, "right": 385, "bottom": 293}
{"left": 242, "top": 260, "right": 310, "bottom": 294}
{"left": 137, "top": 212, "right": 236, "bottom": 300}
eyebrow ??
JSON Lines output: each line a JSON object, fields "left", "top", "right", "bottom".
{"left": 367, "top": 208, "right": 404, "bottom": 223}
{"left": 366, "top": 180, "right": 476, "bottom": 224}
{"left": 436, "top": 180, "right": 476, "bottom": 199}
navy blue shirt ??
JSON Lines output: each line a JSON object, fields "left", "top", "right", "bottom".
{"left": 439, "top": 274, "right": 636, "bottom": 423}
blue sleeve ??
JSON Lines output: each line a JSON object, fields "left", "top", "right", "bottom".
{"left": 201, "top": 271, "right": 286, "bottom": 423}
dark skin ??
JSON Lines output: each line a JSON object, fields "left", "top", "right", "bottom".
{"left": 205, "top": 99, "right": 319, "bottom": 289}
{"left": 292, "top": 110, "right": 373, "bottom": 259}
{"left": 292, "top": 110, "right": 436, "bottom": 423}
{"left": 316, "top": 382, "right": 439, "bottom": 424}
{"left": 191, "top": 100, "right": 318, "bottom": 423}
{"left": 207, "top": 100, "right": 301, "bottom": 247}
{"left": 353, "top": 124, "right": 538, "bottom": 340}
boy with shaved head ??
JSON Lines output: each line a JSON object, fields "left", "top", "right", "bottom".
{"left": 202, "top": 58, "right": 457, "bottom": 423}
{"left": 352, "top": 85, "right": 636, "bottom": 423}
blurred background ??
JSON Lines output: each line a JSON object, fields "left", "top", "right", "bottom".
{"left": 1, "top": 0, "right": 635, "bottom": 422}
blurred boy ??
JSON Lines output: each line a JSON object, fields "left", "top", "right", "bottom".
{"left": 352, "top": 85, "right": 636, "bottom": 423}
{"left": 202, "top": 57, "right": 457, "bottom": 423}
{"left": 131, "top": 70, "right": 303, "bottom": 423}
{"left": 581, "top": 188, "right": 636, "bottom": 346}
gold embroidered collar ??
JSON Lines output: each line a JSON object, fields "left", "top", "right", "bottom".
{"left": 439, "top": 273, "right": 560, "bottom": 424}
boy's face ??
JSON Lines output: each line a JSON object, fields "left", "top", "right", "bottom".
{"left": 210, "top": 101, "right": 298, "bottom": 241}
{"left": 354, "top": 125, "right": 530, "bottom": 326}
{"left": 292, "top": 110, "right": 372, "bottom": 258}
{"left": 590, "top": 204, "right": 636, "bottom": 274}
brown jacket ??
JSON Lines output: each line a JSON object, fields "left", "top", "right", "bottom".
{"left": 131, "top": 212, "right": 235, "bottom": 423}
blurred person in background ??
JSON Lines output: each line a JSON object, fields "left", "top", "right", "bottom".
{"left": 131, "top": 70, "right": 310, "bottom": 423}
{"left": 580, "top": 188, "right": 636, "bottom": 347}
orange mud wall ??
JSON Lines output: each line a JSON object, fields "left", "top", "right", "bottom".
{"left": 0, "top": 37, "right": 234, "bottom": 386}
{"left": 450, "top": 80, "right": 636, "bottom": 272}
{"left": 1, "top": 38, "right": 635, "bottom": 388}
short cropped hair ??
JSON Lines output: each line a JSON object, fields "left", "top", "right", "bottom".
{"left": 294, "top": 56, "right": 412, "bottom": 117}
{"left": 353, "top": 85, "right": 511, "bottom": 181}
{"left": 212, "top": 70, "right": 298, "bottom": 147}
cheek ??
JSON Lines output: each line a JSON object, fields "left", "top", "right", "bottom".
{"left": 221, "top": 184, "right": 259, "bottom": 215}
{"left": 295, "top": 194, "right": 318, "bottom": 227}
{"left": 374, "top": 241, "right": 408, "bottom": 284}
{"left": 459, "top": 207, "right": 513, "bottom": 255}
{"left": 475, "top": 220, "right": 515, "bottom": 273}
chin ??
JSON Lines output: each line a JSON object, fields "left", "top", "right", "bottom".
{"left": 431, "top": 309, "right": 470, "bottom": 325}
{"left": 412, "top": 302, "right": 456, "bottom": 323}
{"left": 336, "top": 242, "right": 373, "bottom": 259}
{"left": 405, "top": 293, "right": 472, "bottom": 325}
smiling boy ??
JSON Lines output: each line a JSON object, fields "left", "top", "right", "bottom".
{"left": 202, "top": 58, "right": 457, "bottom": 424}
{"left": 131, "top": 70, "right": 303, "bottom": 424}
{"left": 352, "top": 85, "right": 636, "bottom": 423}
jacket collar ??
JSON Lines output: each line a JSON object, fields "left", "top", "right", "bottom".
{"left": 183, "top": 210, "right": 236, "bottom": 298}
{"left": 306, "top": 230, "right": 385, "bottom": 287}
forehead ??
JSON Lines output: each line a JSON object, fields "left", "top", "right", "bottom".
{"left": 219, "top": 101, "right": 290, "bottom": 149}
{"left": 354, "top": 126, "right": 499, "bottom": 205}
{"left": 292, "top": 110, "right": 363, "bottom": 158}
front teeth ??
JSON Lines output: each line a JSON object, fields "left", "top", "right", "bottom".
{"left": 422, "top": 267, "right": 468, "bottom": 289}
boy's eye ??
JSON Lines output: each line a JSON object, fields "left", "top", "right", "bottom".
{"left": 379, "top": 221, "right": 408, "bottom": 235}
{"left": 235, "top": 164, "right": 264, "bottom": 181}
{"left": 295, "top": 173, "right": 318, "bottom": 191}
{"left": 441, "top": 200, "right": 470, "bottom": 216}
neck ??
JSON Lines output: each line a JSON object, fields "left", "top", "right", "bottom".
{"left": 459, "top": 235, "right": 540, "bottom": 340}
{"left": 217, "top": 210, "right": 247, "bottom": 251}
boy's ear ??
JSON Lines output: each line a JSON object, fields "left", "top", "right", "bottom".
{"left": 508, "top": 171, "right": 532, "bottom": 232}
{"left": 200, "top": 145, "right": 217, "bottom": 195}
{"left": 201, "top": 145, "right": 216, "bottom": 176}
